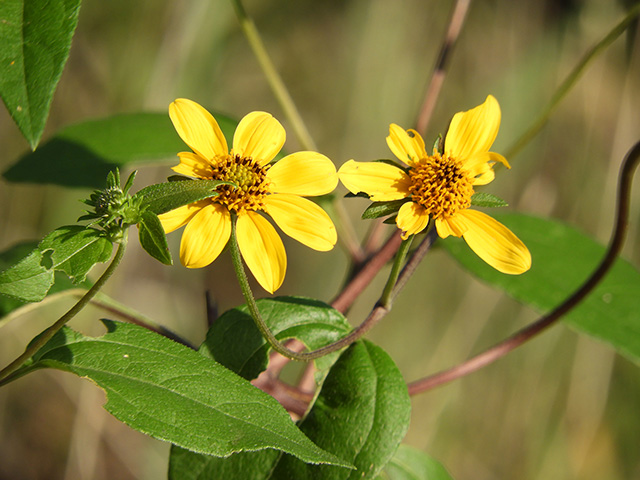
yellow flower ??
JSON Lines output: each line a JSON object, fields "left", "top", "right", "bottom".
{"left": 338, "top": 95, "right": 531, "bottom": 274}
{"left": 159, "top": 99, "right": 338, "bottom": 293}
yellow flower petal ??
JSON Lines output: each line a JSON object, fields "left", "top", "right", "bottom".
{"left": 435, "top": 215, "right": 468, "bottom": 239}
{"left": 266, "top": 151, "right": 338, "bottom": 196}
{"left": 171, "top": 152, "right": 212, "bottom": 178}
{"left": 263, "top": 194, "right": 337, "bottom": 251}
{"left": 396, "top": 201, "right": 430, "bottom": 239}
{"left": 169, "top": 99, "right": 228, "bottom": 160}
{"left": 237, "top": 212, "right": 287, "bottom": 293}
{"left": 179, "top": 203, "right": 231, "bottom": 269}
{"left": 158, "top": 200, "right": 209, "bottom": 233}
{"left": 233, "top": 111, "right": 285, "bottom": 166}
{"left": 457, "top": 209, "right": 531, "bottom": 274}
{"left": 338, "top": 160, "right": 411, "bottom": 201}
{"left": 445, "top": 95, "right": 501, "bottom": 160}
{"left": 386, "top": 124, "right": 427, "bottom": 165}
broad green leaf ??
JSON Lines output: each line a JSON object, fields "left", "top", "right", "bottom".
{"left": 134, "top": 179, "right": 228, "bottom": 215}
{"left": 138, "top": 210, "right": 172, "bottom": 265}
{"left": 200, "top": 296, "right": 353, "bottom": 381}
{"left": 3, "top": 112, "right": 238, "bottom": 188}
{"left": 362, "top": 200, "right": 408, "bottom": 220}
{"left": 0, "top": 0, "right": 81, "bottom": 148}
{"left": 0, "top": 226, "right": 111, "bottom": 303}
{"left": 442, "top": 213, "right": 640, "bottom": 364}
{"left": 169, "top": 446, "right": 279, "bottom": 480}
{"left": 378, "top": 445, "right": 454, "bottom": 480}
{"left": 23, "top": 320, "right": 351, "bottom": 467}
{"left": 272, "top": 340, "right": 411, "bottom": 479}
{"left": 470, "top": 192, "right": 508, "bottom": 208}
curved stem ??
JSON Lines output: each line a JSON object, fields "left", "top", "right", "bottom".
{"left": 379, "top": 236, "right": 413, "bottom": 308}
{"left": 408, "top": 140, "right": 640, "bottom": 394}
{"left": 230, "top": 0, "right": 317, "bottom": 151}
{"left": 0, "top": 234, "right": 128, "bottom": 386}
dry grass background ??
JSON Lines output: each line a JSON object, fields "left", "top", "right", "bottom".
{"left": 0, "top": 0, "right": 639, "bottom": 479}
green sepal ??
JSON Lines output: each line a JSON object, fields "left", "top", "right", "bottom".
{"left": 362, "top": 199, "right": 409, "bottom": 220}
{"left": 470, "top": 192, "right": 509, "bottom": 208}
{"left": 133, "top": 179, "right": 233, "bottom": 215}
{"left": 138, "top": 210, "right": 172, "bottom": 265}
{"left": 432, "top": 134, "right": 444, "bottom": 154}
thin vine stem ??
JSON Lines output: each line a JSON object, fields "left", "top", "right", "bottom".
{"left": 408, "top": 140, "right": 640, "bottom": 395}
{"left": 379, "top": 236, "right": 413, "bottom": 308}
{"left": 230, "top": 0, "right": 316, "bottom": 151}
{"left": 0, "top": 233, "right": 128, "bottom": 386}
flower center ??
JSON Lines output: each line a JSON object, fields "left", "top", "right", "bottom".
{"left": 407, "top": 153, "right": 473, "bottom": 218}
{"left": 210, "top": 154, "right": 270, "bottom": 213}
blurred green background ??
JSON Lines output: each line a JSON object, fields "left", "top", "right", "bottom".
{"left": 1, "top": 0, "right": 639, "bottom": 479}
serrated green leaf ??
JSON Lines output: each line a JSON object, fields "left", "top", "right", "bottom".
{"left": 3, "top": 112, "right": 238, "bottom": 188}
{"left": 0, "top": 0, "right": 81, "bottom": 148}
{"left": 134, "top": 179, "right": 229, "bottom": 215}
{"left": 138, "top": 210, "right": 172, "bottom": 265}
{"left": 378, "top": 445, "right": 454, "bottom": 480}
{"left": 272, "top": 340, "right": 411, "bottom": 479}
{"left": 362, "top": 199, "right": 408, "bottom": 220}
{"left": 24, "top": 320, "right": 351, "bottom": 467}
{"left": 442, "top": 213, "right": 640, "bottom": 364}
{"left": 470, "top": 192, "right": 508, "bottom": 208}
{"left": 200, "top": 296, "right": 352, "bottom": 381}
{"left": 0, "top": 249, "right": 52, "bottom": 303}
{"left": 39, "top": 226, "right": 113, "bottom": 283}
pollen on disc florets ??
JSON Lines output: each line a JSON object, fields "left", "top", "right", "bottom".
{"left": 210, "top": 154, "right": 270, "bottom": 213}
{"left": 408, "top": 153, "right": 474, "bottom": 218}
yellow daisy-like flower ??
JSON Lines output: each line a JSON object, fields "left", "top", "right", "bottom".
{"left": 338, "top": 95, "right": 531, "bottom": 274}
{"left": 159, "top": 99, "right": 338, "bottom": 293}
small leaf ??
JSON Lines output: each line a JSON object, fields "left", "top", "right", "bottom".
{"left": 378, "top": 445, "right": 454, "bottom": 480}
{"left": 0, "top": 249, "right": 52, "bottom": 303}
{"left": 362, "top": 199, "right": 409, "bottom": 220}
{"left": 24, "top": 320, "right": 352, "bottom": 467}
{"left": 134, "top": 179, "right": 230, "bottom": 216}
{"left": 200, "top": 296, "right": 352, "bottom": 380}
{"left": 138, "top": 210, "right": 172, "bottom": 265}
{"left": 443, "top": 213, "right": 640, "bottom": 364}
{"left": 0, "top": 0, "right": 82, "bottom": 148}
{"left": 272, "top": 340, "right": 411, "bottom": 479}
{"left": 3, "top": 112, "right": 238, "bottom": 188}
{"left": 470, "top": 192, "right": 508, "bottom": 208}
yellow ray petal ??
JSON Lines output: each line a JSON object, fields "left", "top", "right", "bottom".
{"left": 435, "top": 215, "right": 468, "bottom": 239}
{"left": 233, "top": 112, "right": 285, "bottom": 166}
{"left": 396, "top": 201, "right": 430, "bottom": 239}
{"left": 266, "top": 151, "right": 338, "bottom": 196}
{"left": 158, "top": 200, "right": 209, "bottom": 233}
{"left": 386, "top": 124, "right": 427, "bottom": 165}
{"left": 338, "top": 160, "right": 411, "bottom": 201}
{"left": 458, "top": 209, "right": 531, "bottom": 274}
{"left": 171, "top": 152, "right": 212, "bottom": 178}
{"left": 445, "top": 95, "right": 501, "bottom": 160}
{"left": 179, "top": 203, "right": 231, "bottom": 269}
{"left": 264, "top": 194, "right": 337, "bottom": 251}
{"left": 237, "top": 212, "right": 287, "bottom": 293}
{"left": 169, "top": 99, "right": 228, "bottom": 160}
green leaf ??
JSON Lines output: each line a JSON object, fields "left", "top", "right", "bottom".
{"left": 442, "top": 213, "right": 640, "bottom": 364}
{"left": 470, "top": 192, "right": 508, "bottom": 208}
{"left": 138, "top": 210, "right": 172, "bottom": 265}
{"left": 272, "top": 340, "right": 411, "bottom": 479}
{"left": 0, "top": 226, "right": 111, "bottom": 303}
{"left": 0, "top": 0, "right": 82, "bottom": 148}
{"left": 378, "top": 445, "right": 454, "bottom": 480}
{"left": 362, "top": 199, "right": 409, "bottom": 220}
{"left": 25, "top": 320, "right": 351, "bottom": 467}
{"left": 3, "top": 112, "right": 238, "bottom": 188}
{"left": 134, "top": 179, "right": 229, "bottom": 216}
{"left": 200, "top": 296, "right": 353, "bottom": 381}
{"left": 169, "top": 447, "right": 280, "bottom": 480}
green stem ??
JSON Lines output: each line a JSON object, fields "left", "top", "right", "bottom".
{"left": 505, "top": 4, "right": 640, "bottom": 160}
{"left": 230, "top": 0, "right": 317, "bottom": 151}
{"left": 379, "top": 236, "right": 413, "bottom": 308}
{"left": 0, "top": 234, "right": 128, "bottom": 386}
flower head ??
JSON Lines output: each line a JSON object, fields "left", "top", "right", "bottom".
{"left": 338, "top": 95, "right": 531, "bottom": 274}
{"left": 159, "top": 99, "right": 338, "bottom": 293}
